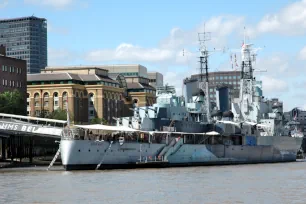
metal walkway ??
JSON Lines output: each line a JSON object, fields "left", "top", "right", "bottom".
{"left": 0, "top": 113, "right": 67, "bottom": 138}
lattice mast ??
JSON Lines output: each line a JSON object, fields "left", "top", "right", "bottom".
{"left": 197, "top": 27, "right": 211, "bottom": 123}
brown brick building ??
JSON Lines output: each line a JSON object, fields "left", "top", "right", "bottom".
{"left": 27, "top": 66, "right": 156, "bottom": 124}
{"left": 0, "top": 45, "right": 27, "bottom": 112}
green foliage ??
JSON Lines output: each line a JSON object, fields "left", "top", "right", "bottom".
{"left": 48, "top": 108, "right": 72, "bottom": 121}
{"left": 90, "top": 117, "right": 108, "bottom": 125}
{"left": 0, "top": 90, "right": 25, "bottom": 115}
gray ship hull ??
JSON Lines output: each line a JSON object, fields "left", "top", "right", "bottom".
{"left": 60, "top": 136, "right": 303, "bottom": 170}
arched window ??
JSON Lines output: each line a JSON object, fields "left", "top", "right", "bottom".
{"left": 89, "top": 93, "right": 94, "bottom": 107}
{"left": 34, "top": 93, "right": 39, "bottom": 99}
{"left": 43, "top": 92, "right": 49, "bottom": 99}
{"left": 133, "top": 99, "right": 138, "bottom": 107}
{"left": 43, "top": 92, "right": 49, "bottom": 107}
{"left": 27, "top": 93, "right": 30, "bottom": 99}
{"left": 53, "top": 92, "right": 59, "bottom": 109}
{"left": 62, "top": 92, "right": 68, "bottom": 108}
{"left": 34, "top": 93, "right": 40, "bottom": 107}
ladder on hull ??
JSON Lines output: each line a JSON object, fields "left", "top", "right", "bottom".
{"left": 96, "top": 141, "right": 113, "bottom": 170}
{"left": 47, "top": 147, "right": 61, "bottom": 171}
{"left": 158, "top": 139, "right": 176, "bottom": 158}
{"left": 164, "top": 138, "right": 184, "bottom": 161}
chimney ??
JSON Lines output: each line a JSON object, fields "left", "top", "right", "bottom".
{"left": 0, "top": 45, "right": 6, "bottom": 56}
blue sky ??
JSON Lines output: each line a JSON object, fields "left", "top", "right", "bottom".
{"left": 1, "top": 0, "right": 306, "bottom": 111}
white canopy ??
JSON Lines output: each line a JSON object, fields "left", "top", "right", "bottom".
{"left": 244, "top": 121, "right": 257, "bottom": 126}
{"left": 74, "top": 124, "right": 139, "bottom": 132}
{"left": 205, "top": 131, "right": 220, "bottom": 136}
{"left": 145, "top": 130, "right": 220, "bottom": 135}
{"left": 217, "top": 120, "right": 240, "bottom": 126}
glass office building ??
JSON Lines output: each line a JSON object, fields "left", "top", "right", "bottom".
{"left": 0, "top": 16, "right": 47, "bottom": 73}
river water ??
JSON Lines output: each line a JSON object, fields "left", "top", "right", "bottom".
{"left": 0, "top": 162, "right": 306, "bottom": 204}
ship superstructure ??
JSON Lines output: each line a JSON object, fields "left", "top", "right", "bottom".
{"left": 117, "top": 84, "right": 212, "bottom": 133}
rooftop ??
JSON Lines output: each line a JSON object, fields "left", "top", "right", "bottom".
{"left": 0, "top": 16, "right": 46, "bottom": 23}
{"left": 45, "top": 64, "right": 146, "bottom": 70}
{"left": 27, "top": 72, "right": 117, "bottom": 84}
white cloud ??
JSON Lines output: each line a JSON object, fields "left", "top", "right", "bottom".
{"left": 24, "top": 0, "right": 74, "bottom": 9}
{"left": 85, "top": 16, "right": 245, "bottom": 67}
{"left": 0, "top": 0, "right": 8, "bottom": 8}
{"left": 260, "top": 76, "right": 288, "bottom": 95}
{"left": 298, "top": 45, "right": 306, "bottom": 60}
{"left": 163, "top": 71, "right": 186, "bottom": 96}
{"left": 86, "top": 43, "right": 175, "bottom": 63}
{"left": 160, "top": 16, "right": 244, "bottom": 50}
{"left": 249, "top": 0, "right": 306, "bottom": 36}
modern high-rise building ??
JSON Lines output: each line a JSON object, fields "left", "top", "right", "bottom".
{"left": 0, "top": 16, "right": 47, "bottom": 74}
{"left": 184, "top": 71, "right": 241, "bottom": 104}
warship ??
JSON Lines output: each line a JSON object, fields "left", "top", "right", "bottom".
{"left": 59, "top": 33, "right": 303, "bottom": 170}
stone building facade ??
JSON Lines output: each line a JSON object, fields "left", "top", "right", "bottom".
{"left": 0, "top": 45, "right": 27, "bottom": 113}
{"left": 27, "top": 66, "right": 156, "bottom": 124}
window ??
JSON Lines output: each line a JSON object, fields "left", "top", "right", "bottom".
{"left": 89, "top": 93, "right": 94, "bottom": 106}
{"left": 220, "top": 76, "right": 223, "bottom": 80}
{"left": 44, "top": 101, "right": 49, "bottom": 107}
{"left": 43, "top": 92, "right": 49, "bottom": 99}
{"left": 34, "top": 93, "right": 40, "bottom": 100}
{"left": 233, "top": 76, "right": 236, "bottom": 79}
{"left": 89, "top": 110, "right": 94, "bottom": 116}
{"left": 35, "top": 102, "right": 39, "bottom": 107}
{"left": 35, "top": 110, "right": 40, "bottom": 116}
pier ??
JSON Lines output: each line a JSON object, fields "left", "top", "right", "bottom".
{"left": 0, "top": 113, "right": 66, "bottom": 167}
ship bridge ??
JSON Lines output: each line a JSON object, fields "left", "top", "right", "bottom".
{"left": 0, "top": 113, "right": 67, "bottom": 138}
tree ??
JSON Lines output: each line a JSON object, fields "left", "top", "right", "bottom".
{"left": 90, "top": 117, "right": 108, "bottom": 125}
{"left": 0, "top": 90, "right": 26, "bottom": 115}
{"left": 48, "top": 108, "right": 73, "bottom": 121}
